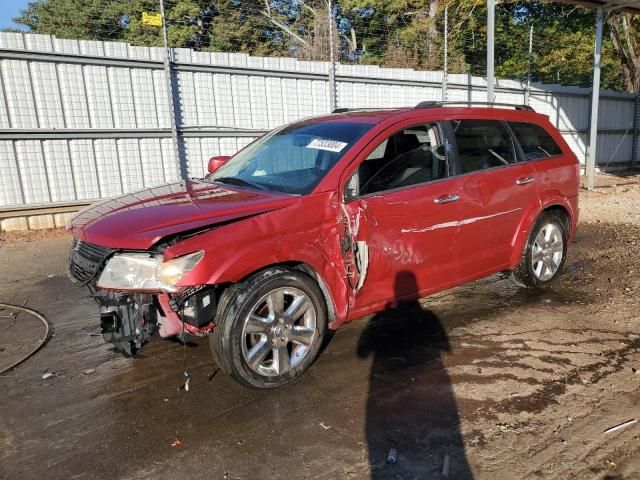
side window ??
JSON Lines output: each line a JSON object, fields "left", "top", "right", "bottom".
{"left": 345, "top": 123, "right": 448, "bottom": 199}
{"left": 509, "top": 122, "right": 563, "bottom": 160}
{"left": 452, "top": 120, "right": 516, "bottom": 173}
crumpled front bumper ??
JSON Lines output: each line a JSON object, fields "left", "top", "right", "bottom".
{"left": 68, "top": 238, "right": 217, "bottom": 356}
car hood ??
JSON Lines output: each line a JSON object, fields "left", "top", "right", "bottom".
{"left": 67, "top": 179, "right": 299, "bottom": 249}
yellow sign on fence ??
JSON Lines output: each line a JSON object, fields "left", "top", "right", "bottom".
{"left": 142, "top": 12, "right": 162, "bottom": 27}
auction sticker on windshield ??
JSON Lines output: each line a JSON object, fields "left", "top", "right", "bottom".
{"left": 306, "top": 139, "right": 348, "bottom": 153}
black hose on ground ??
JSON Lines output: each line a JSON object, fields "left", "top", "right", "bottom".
{"left": 0, "top": 303, "right": 50, "bottom": 375}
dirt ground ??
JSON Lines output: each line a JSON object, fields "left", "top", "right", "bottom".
{"left": 1, "top": 173, "right": 640, "bottom": 480}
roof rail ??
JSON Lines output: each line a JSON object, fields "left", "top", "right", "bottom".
{"left": 331, "top": 107, "right": 401, "bottom": 114}
{"left": 415, "top": 101, "right": 535, "bottom": 112}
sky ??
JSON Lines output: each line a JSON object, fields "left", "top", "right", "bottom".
{"left": 0, "top": 0, "right": 29, "bottom": 31}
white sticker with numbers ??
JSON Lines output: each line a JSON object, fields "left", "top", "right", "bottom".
{"left": 306, "top": 139, "right": 348, "bottom": 153}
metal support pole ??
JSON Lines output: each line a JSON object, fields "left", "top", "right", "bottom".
{"left": 525, "top": 25, "right": 533, "bottom": 105}
{"left": 159, "top": 0, "right": 182, "bottom": 178}
{"left": 586, "top": 7, "right": 604, "bottom": 190}
{"left": 486, "top": 0, "right": 495, "bottom": 103}
{"left": 632, "top": 94, "right": 640, "bottom": 168}
{"left": 442, "top": 4, "right": 448, "bottom": 101}
{"left": 327, "top": 0, "right": 337, "bottom": 111}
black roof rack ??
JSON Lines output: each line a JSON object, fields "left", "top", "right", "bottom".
{"left": 331, "top": 107, "right": 401, "bottom": 114}
{"left": 415, "top": 101, "right": 535, "bottom": 112}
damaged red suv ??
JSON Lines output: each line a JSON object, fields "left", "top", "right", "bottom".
{"left": 68, "top": 102, "right": 579, "bottom": 388}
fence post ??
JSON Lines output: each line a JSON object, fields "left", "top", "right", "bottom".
{"left": 633, "top": 94, "right": 640, "bottom": 168}
{"left": 486, "top": 0, "right": 495, "bottom": 102}
{"left": 525, "top": 25, "right": 533, "bottom": 105}
{"left": 586, "top": 6, "right": 604, "bottom": 190}
{"left": 159, "top": 0, "right": 184, "bottom": 179}
{"left": 442, "top": 4, "right": 448, "bottom": 101}
{"left": 328, "top": 0, "right": 337, "bottom": 112}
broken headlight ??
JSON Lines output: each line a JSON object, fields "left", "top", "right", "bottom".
{"left": 97, "top": 251, "right": 204, "bottom": 293}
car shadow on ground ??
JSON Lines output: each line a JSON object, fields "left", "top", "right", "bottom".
{"left": 357, "top": 270, "right": 473, "bottom": 479}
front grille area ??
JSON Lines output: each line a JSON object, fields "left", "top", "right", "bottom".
{"left": 68, "top": 239, "right": 116, "bottom": 286}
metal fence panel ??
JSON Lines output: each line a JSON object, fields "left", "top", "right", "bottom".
{"left": 43, "top": 140, "right": 74, "bottom": 201}
{"left": 0, "top": 31, "right": 638, "bottom": 228}
{"left": 94, "top": 139, "right": 123, "bottom": 197}
{"left": 0, "top": 141, "right": 21, "bottom": 205}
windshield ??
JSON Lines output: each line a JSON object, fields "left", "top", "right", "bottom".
{"left": 208, "top": 121, "right": 372, "bottom": 194}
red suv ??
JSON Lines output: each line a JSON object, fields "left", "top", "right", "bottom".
{"left": 68, "top": 102, "right": 579, "bottom": 388}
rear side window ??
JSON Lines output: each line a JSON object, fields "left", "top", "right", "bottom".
{"left": 452, "top": 120, "right": 516, "bottom": 173}
{"left": 509, "top": 122, "right": 562, "bottom": 160}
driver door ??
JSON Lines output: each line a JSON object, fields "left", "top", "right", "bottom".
{"left": 341, "top": 120, "right": 464, "bottom": 313}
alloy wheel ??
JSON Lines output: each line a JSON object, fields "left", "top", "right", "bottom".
{"left": 531, "top": 223, "right": 564, "bottom": 281}
{"left": 241, "top": 287, "right": 317, "bottom": 377}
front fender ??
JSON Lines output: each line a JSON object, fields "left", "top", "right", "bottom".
{"left": 208, "top": 238, "right": 350, "bottom": 324}
{"left": 165, "top": 192, "right": 351, "bottom": 324}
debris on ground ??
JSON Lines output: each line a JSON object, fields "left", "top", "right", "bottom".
{"left": 386, "top": 448, "right": 398, "bottom": 464}
{"left": 605, "top": 459, "right": 617, "bottom": 469}
{"left": 42, "top": 372, "right": 55, "bottom": 380}
{"left": 83, "top": 368, "right": 96, "bottom": 375}
{"left": 180, "top": 370, "right": 192, "bottom": 392}
{"left": 497, "top": 422, "right": 518, "bottom": 433}
{"left": 604, "top": 419, "right": 637, "bottom": 434}
{"left": 442, "top": 454, "right": 450, "bottom": 477}
{"left": 319, "top": 422, "right": 332, "bottom": 430}
{"left": 171, "top": 438, "right": 183, "bottom": 447}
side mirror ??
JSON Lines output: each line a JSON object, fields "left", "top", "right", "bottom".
{"left": 207, "top": 155, "right": 231, "bottom": 174}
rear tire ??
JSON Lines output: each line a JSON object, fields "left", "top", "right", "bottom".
{"left": 511, "top": 211, "right": 568, "bottom": 289}
{"left": 210, "top": 267, "right": 327, "bottom": 389}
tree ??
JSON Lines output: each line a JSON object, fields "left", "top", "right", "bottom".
{"left": 14, "top": 0, "right": 216, "bottom": 48}
{"left": 14, "top": 0, "right": 133, "bottom": 40}
{"left": 338, "top": 0, "right": 444, "bottom": 69}
{"left": 609, "top": 13, "right": 640, "bottom": 92}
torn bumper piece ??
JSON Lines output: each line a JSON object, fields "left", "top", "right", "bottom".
{"left": 94, "top": 287, "right": 217, "bottom": 356}
{"left": 96, "top": 291, "right": 159, "bottom": 356}
{"left": 156, "top": 287, "right": 217, "bottom": 338}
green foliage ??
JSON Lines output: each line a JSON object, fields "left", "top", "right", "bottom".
{"left": 14, "top": 0, "right": 133, "bottom": 41}
{"left": 13, "top": 0, "right": 215, "bottom": 48}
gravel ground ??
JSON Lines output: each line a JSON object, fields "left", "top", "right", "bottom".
{"left": 580, "top": 173, "right": 640, "bottom": 225}
{"left": 1, "top": 173, "right": 640, "bottom": 480}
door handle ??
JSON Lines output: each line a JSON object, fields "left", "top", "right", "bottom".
{"left": 516, "top": 176, "right": 535, "bottom": 185}
{"left": 433, "top": 194, "right": 460, "bottom": 204}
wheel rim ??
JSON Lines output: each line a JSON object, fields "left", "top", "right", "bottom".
{"left": 241, "top": 287, "right": 317, "bottom": 377}
{"left": 531, "top": 223, "right": 564, "bottom": 281}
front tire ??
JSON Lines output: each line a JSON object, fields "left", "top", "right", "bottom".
{"left": 511, "top": 211, "right": 568, "bottom": 289}
{"left": 210, "top": 267, "right": 327, "bottom": 389}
